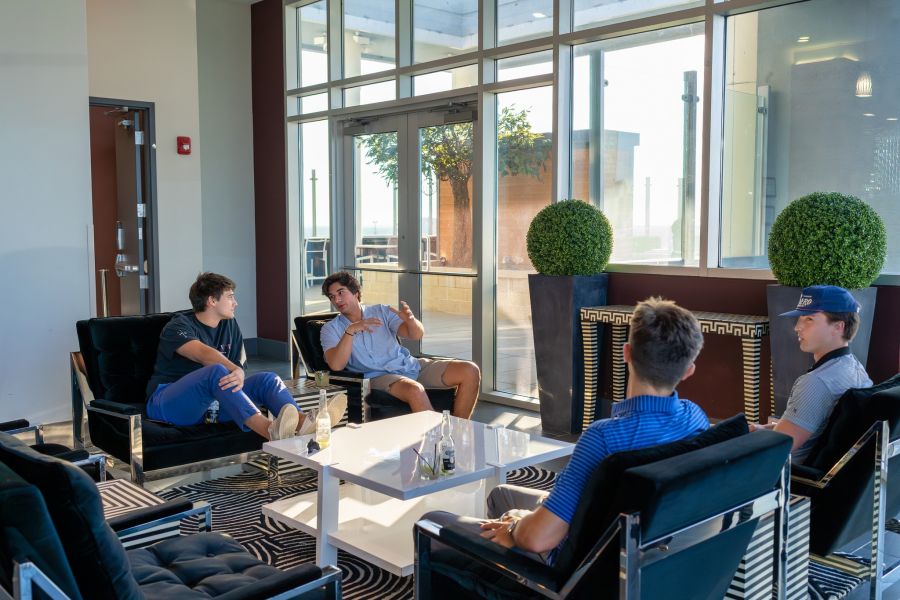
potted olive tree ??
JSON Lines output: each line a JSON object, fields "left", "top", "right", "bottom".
{"left": 767, "top": 191, "right": 886, "bottom": 414}
{"left": 526, "top": 199, "right": 613, "bottom": 435}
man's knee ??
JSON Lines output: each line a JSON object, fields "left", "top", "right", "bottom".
{"left": 460, "top": 361, "right": 480, "bottom": 384}
{"left": 203, "top": 364, "right": 229, "bottom": 380}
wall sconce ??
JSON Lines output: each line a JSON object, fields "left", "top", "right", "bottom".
{"left": 352, "top": 32, "right": 371, "bottom": 47}
{"left": 856, "top": 71, "right": 873, "bottom": 98}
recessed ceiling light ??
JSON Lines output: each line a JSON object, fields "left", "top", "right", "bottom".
{"left": 863, "top": 113, "right": 875, "bottom": 117}
{"left": 887, "top": 117, "right": 898, "bottom": 121}
{"left": 532, "top": 12, "right": 547, "bottom": 18}
{"left": 797, "top": 36, "right": 810, "bottom": 43}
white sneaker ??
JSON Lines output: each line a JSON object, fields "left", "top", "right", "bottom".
{"left": 297, "top": 393, "right": 349, "bottom": 436}
{"left": 267, "top": 404, "right": 299, "bottom": 441}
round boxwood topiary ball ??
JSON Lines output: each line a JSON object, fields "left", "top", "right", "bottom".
{"left": 767, "top": 192, "right": 886, "bottom": 289}
{"left": 526, "top": 199, "right": 613, "bottom": 276}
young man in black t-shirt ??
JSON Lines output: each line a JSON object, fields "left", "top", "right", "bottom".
{"left": 146, "top": 273, "right": 345, "bottom": 440}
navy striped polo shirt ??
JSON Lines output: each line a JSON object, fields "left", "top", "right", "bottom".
{"left": 542, "top": 392, "right": 709, "bottom": 524}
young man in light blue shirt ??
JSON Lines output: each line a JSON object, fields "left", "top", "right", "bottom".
{"left": 320, "top": 271, "right": 480, "bottom": 418}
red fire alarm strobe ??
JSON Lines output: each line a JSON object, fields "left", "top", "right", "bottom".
{"left": 177, "top": 136, "right": 191, "bottom": 155}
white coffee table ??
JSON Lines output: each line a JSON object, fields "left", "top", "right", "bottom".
{"left": 261, "top": 412, "right": 573, "bottom": 576}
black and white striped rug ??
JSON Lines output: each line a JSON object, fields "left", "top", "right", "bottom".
{"left": 159, "top": 464, "right": 553, "bottom": 599}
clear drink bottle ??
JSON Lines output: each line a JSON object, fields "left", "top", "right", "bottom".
{"left": 438, "top": 410, "right": 455, "bottom": 475}
{"left": 315, "top": 389, "right": 331, "bottom": 449}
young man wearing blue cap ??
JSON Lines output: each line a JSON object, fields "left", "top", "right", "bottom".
{"left": 767, "top": 285, "right": 872, "bottom": 463}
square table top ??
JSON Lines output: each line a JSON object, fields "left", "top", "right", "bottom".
{"left": 264, "top": 411, "right": 573, "bottom": 500}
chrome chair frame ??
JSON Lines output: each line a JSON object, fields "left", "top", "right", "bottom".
{"left": 792, "top": 420, "right": 900, "bottom": 599}
{"left": 414, "top": 463, "right": 791, "bottom": 600}
{"left": 10, "top": 561, "right": 343, "bottom": 600}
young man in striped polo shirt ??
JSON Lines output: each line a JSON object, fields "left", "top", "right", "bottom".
{"left": 761, "top": 285, "right": 872, "bottom": 464}
{"left": 478, "top": 297, "right": 709, "bottom": 561}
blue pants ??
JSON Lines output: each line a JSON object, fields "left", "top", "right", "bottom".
{"left": 147, "top": 364, "right": 299, "bottom": 432}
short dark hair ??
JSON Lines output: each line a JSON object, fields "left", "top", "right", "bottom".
{"left": 189, "top": 273, "right": 235, "bottom": 313}
{"left": 322, "top": 271, "right": 361, "bottom": 300}
{"left": 824, "top": 311, "right": 860, "bottom": 342}
{"left": 628, "top": 297, "right": 704, "bottom": 390}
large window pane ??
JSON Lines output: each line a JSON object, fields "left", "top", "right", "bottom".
{"left": 343, "top": 0, "right": 395, "bottom": 77}
{"left": 299, "top": 2, "right": 328, "bottom": 86}
{"left": 301, "top": 121, "right": 331, "bottom": 314}
{"left": 414, "top": 0, "right": 478, "bottom": 63}
{"left": 495, "top": 87, "right": 553, "bottom": 399}
{"left": 722, "top": 0, "right": 899, "bottom": 273}
{"left": 574, "top": 0, "right": 701, "bottom": 31}
{"left": 572, "top": 24, "right": 704, "bottom": 265}
{"left": 354, "top": 132, "right": 399, "bottom": 270}
{"left": 498, "top": 0, "right": 553, "bottom": 46}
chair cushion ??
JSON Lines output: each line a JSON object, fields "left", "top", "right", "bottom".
{"left": 555, "top": 413, "right": 750, "bottom": 573}
{"left": 128, "top": 533, "right": 279, "bottom": 598}
{"left": 140, "top": 420, "right": 263, "bottom": 472}
{"left": 0, "top": 432, "right": 142, "bottom": 599}
{"left": 0, "top": 460, "right": 83, "bottom": 600}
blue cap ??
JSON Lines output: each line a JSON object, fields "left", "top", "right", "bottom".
{"left": 779, "top": 285, "right": 860, "bottom": 317}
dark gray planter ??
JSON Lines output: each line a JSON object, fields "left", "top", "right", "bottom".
{"left": 529, "top": 273, "right": 608, "bottom": 435}
{"left": 767, "top": 284, "right": 877, "bottom": 415}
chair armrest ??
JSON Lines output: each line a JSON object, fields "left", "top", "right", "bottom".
{"left": 112, "top": 500, "right": 212, "bottom": 538}
{"left": 0, "top": 419, "right": 30, "bottom": 431}
{"left": 415, "top": 519, "right": 560, "bottom": 594}
{"left": 90, "top": 398, "right": 142, "bottom": 416}
{"left": 215, "top": 564, "right": 341, "bottom": 600}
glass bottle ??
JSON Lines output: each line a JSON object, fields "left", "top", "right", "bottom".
{"left": 316, "top": 388, "right": 331, "bottom": 449}
{"left": 438, "top": 410, "right": 455, "bottom": 475}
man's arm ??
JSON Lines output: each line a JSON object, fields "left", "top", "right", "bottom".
{"left": 175, "top": 341, "right": 245, "bottom": 391}
{"left": 322, "top": 317, "right": 383, "bottom": 371}
{"left": 391, "top": 301, "right": 424, "bottom": 340}
{"left": 480, "top": 506, "right": 569, "bottom": 553}
{"left": 773, "top": 419, "right": 813, "bottom": 452}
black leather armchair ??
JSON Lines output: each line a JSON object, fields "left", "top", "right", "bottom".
{"left": 72, "top": 313, "right": 264, "bottom": 485}
{"left": 292, "top": 313, "right": 455, "bottom": 423}
{"left": 414, "top": 423, "right": 793, "bottom": 600}
{"left": 0, "top": 435, "right": 341, "bottom": 600}
{"left": 790, "top": 373, "right": 900, "bottom": 598}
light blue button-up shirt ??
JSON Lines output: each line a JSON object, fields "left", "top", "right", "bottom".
{"left": 320, "top": 304, "right": 421, "bottom": 379}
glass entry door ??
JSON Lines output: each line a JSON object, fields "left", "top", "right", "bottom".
{"left": 341, "top": 110, "right": 476, "bottom": 361}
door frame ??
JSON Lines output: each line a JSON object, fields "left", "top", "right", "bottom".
{"left": 89, "top": 96, "right": 159, "bottom": 314}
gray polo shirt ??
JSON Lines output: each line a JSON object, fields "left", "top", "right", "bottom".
{"left": 320, "top": 304, "right": 420, "bottom": 379}
{"left": 784, "top": 347, "right": 872, "bottom": 464}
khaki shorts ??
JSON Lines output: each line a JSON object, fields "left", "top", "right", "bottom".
{"left": 370, "top": 357, "right": 454, "bottom": 392}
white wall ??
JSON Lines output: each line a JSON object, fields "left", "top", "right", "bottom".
{"left": 86, "top": 0, "right": 204, "bottom": 312}
{"left": 0, "top": 0, "right": 93, "bottom": 423}
{"left": 197, "top": 0, "right": 257, "bottom": 337}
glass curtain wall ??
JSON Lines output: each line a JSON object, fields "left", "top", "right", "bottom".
{"left": 286, "top": 0, "right": 900, "bottom": 405}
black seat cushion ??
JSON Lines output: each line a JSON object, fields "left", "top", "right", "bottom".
{"left": 128, "top": 532, "right": 322, "bottom": 599}
{"left": 793, "top": 373, "right": 900, "bottom": 555}
{"left": 0, "top": 460, "right": 83, "bottom": 600}
{"left": 0, "top": 432, "right": 142, "bottom": 599}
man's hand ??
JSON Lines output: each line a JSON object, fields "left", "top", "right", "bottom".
{"left": 347, "top": 317, "right": 383, "bottom": 335}
{"left": 219, "top": 367, "right": 245, "bottom": 392}
{"left": 390, "top": 300, "right": 416, "bottom": 322}
{"left": 480, "top": 518, "right": 518, "bottom": 549}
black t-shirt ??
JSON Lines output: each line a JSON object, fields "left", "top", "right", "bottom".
{"left": 145, "top": 310, "right": 244, "bottom": 398}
